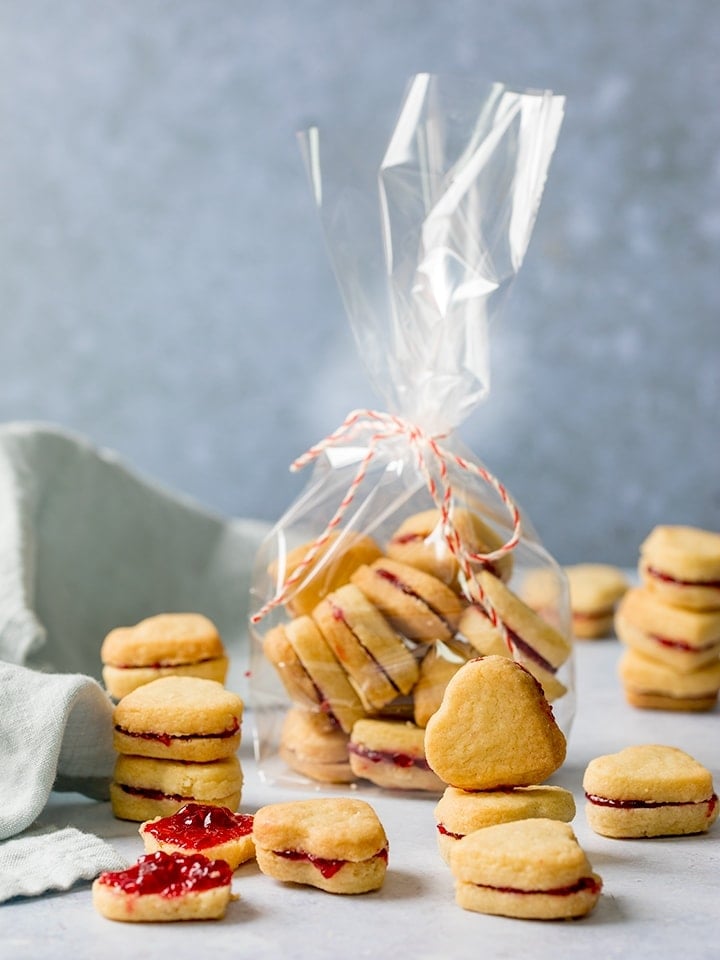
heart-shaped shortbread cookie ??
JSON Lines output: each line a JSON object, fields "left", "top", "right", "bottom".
{"left": 583, "top": 744, "right": 719, "bottom": 837}
{"left": 449, "top": 818, "right": 602, "bottom": 919}
{"left": 424, "top": 656, "right": 567, "bottom": 790}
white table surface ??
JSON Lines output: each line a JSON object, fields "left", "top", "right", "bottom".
{"left": 3, "top": 639, "right": 719, "bottom": 960}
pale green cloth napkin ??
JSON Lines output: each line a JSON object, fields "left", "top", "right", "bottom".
{"left": 0, "top": 826, "right": 130, "bottom": 903}
{"left": 0, "top": 421, "right": 268, "bottom": 896}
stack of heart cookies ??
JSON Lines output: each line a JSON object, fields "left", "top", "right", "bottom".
{"left": 423, "top": 655, "right": 601, "bottom": 919}
{"left": 259, "top": 508, "right": 573, "bottom": 790}
{"left": 616, "top": 525, "right": 720, "bottom": 712}
{"left": 109, "top": 676, "right": 245, "bottom": 822}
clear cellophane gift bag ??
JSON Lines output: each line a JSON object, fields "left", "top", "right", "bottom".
{"left": 249, "top": 75, "right": 571, "bottom": 790}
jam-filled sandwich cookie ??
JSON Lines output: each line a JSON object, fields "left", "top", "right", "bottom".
{"left": 386, "top": 508, "right": 513, "bottom": 589}
{"left": 313, "top": 583, "right": 419, "bottom": 711}
{"left": 473, "top": 571, "right": 571, "bottom": 699}
{"left": 140, "top": 802, "right": 255, "bottom": 870}
{"left": 616, "top": 588, "right": 720, "bottom": 673}
{"left": 434, "top": 785, "right": 576, "bottom": 864}
{"left": 263, "top": 616, "right": 365, "bottom": 733}
{"left": 253, "top": 797, "right": 389, "bottom": 894}
{"left": 110, "top": 754, "right": 243, "bottom": 822}
{"left": 424, "top": 656, "right": 567, "bottom": 791}
{"left": 269, "top": 531, "right": 383, "bottom": 617}
{"left": 584, "top": 744, "right": 719, "bottom": 838}
{"left": 618, "top": 648, "right": 720, "bottom": 712}
{"left": 279, "top": 707, "right": 355, "bottom": 784}
{"left": 449, "top": 819, "right": 602, "bottom": 920}
{"left": 112, "top": 676, "right": 243, "bottom": 762}
{"left": 639, "top": 525, "right": 720, "bottom": 611}
{"left": 351, "top": 558, "right": 465, "bottom": 644}
{"left": 564, "top": 564, "right": 628, "bottom": 638}
{"left": 101, "top": 613, "right": 228, "bottom": 701}
{"left": 92, "top": 850, "right": 234, "bottom": 922}
{"left": 349, "top": 718, "right": 445, "bottom": 792}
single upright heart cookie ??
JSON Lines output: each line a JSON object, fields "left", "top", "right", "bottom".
{"left": 424, "top": 656, "right": 567, "bottom": 790}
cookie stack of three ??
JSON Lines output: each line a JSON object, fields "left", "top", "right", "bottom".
{"left": 616, "top": 525, "right": 720, "bottom": 712}
{"left": 425, "top": 657, "right": 572, "bottom": 855}
{"left": 110, "top": 676, "right": 245, "bottom": 822}
{"left": 423, "top": 656, "right": 602, "bottom": 919}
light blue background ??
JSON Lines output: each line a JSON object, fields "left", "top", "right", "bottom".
{"left": 0, "top": 0, "right": 718, "bottom": 565}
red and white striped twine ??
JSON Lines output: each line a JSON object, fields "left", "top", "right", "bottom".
{"left": 250, "top": 409, "right": 522, "bottom": 644}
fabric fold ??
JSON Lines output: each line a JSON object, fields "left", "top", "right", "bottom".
{"left": 0, "top": 664, "right": 115, "bottom": 840}
{"left": 0, "top": 825, "right": 129, "bottom": 903}
{"left": 0, "top": 420, "right": 268, "bottom": 848}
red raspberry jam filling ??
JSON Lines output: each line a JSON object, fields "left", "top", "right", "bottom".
{"left": 118, "top": 784, "right": 190, "bottom": 802}
{"left": 505, "top": 625, "right": 556, "bottom": 675}
{"left": 328, "top": 603, "right": 365, "bottom": 665}
{"left": 466, "top": 605, "right": 558, "bottom": 675}
{"left": 650, "top": 633, "right": 718, "bottom": 653}
{"left": 475, "top": 875, "right": 602, "bottom": 897}
{"left": 329, "top": 602, "right": 401, "bottom": 692}
{"left": 115, "top": 657, "right": 219, "bottom": 670}
{"left": 437, "top": 823, "right": 464, "bottom": 840}
{"left": 585, "top": 792, "right": 718, "bottom": 812}
{"left": 646, "top": 566, "right": 720, "bottom": 589}
{"left": 274, "top": 846, "right": 388, "bottom": 880}
{"left": 115, "top": 717, "right": 240, "bottom": 747}
{"left": 375, "top": 567, "right": 453, "bottom": 632}
{"left": 144, "top": 803, "right": 253, "bottom": 850}
{"left": 390, "top": 533, "right": 425, "bottom": 546}
{"left": 348, "top": 742, "right": 431, "bottom": 770}
{"left": 293, "top": 658, "right": 340, "bottom": 726}
{"left": 97, "top": 850, "right": 232, "bottom": 897}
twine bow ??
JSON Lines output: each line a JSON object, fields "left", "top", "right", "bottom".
{"left": 250, "top": 409, "right": 522, "bottom": 641}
